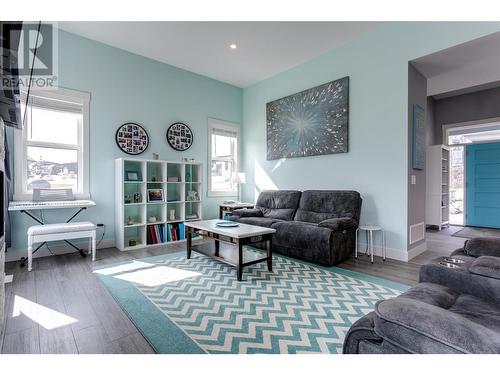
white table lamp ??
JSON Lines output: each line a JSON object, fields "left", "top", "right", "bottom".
{"left": 232, "top": 172, "right": 246, "bottom": 203}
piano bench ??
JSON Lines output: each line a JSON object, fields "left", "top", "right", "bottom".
{"left": 27, "top": 222, "right": 97, "bottom": 271}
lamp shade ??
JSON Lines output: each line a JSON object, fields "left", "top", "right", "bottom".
{"left": 232, "top": 172, "right": 246, "bottom": 184}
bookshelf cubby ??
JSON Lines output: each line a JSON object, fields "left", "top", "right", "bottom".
{"left": 425, "top": 145, "right": 450, "bottom": 230}
{"left": 115, "top": 158, "right": 203, "bottom": 250}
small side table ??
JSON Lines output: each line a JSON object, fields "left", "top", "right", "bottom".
{"left": 355, "top": 225, "right": 386, "bottom": 264}
{"left": 219, "top": 202, "right": 254, "bottom": 220}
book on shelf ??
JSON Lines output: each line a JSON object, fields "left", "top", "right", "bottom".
{"left": 165, "top": 223, "right": 186, "bottom": 242}
{"left": 147, "top": 223, "right": 166, "bottom": 245}
{"left": 179, "top": 223, "right": 185, "bottom": 240}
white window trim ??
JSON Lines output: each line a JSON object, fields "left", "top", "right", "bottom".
{"left": 13, "top": 87, "right": 91, "bottom": 201}
{"left": 442, "top": 116, "right": 500, "bottom": 146}
{"left": 207, "top": 118, "right": 240, "bottom": 197}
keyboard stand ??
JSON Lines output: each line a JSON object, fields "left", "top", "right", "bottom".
{"left": 19, "top": 207, "right": 88, "bottom": 268}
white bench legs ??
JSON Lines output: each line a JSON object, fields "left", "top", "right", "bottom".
{"left": 27, "top": 222, "right": 97, "bottom": 271}
{"left": 27, "top": 235, "right": 33, "bottom": 273}
{"left": 88, "top": 231, "right": 96, "bottom": 261}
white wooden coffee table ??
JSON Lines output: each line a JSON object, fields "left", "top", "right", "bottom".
{"left": 184, "top": 219, "right": 276, "bottom": 281}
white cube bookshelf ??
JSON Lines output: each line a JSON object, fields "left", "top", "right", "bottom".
{"left": 115, "top": 158, "right": 203, "bottom": 251}
{"left": 425, "top": 145, "right": 450, "bottom": 230}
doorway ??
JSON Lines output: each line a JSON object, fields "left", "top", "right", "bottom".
{"left": 466, "top": 141, "right": 500, "bottom": 228}
{"left": 445, "top": 119, "right": 500, "bottom": 228}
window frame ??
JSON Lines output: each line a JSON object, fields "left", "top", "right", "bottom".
{"left": 207, "top": 118, "right": 240, "bottom": 197}
{"left": 443, "top": 117, "right": 500, "bottom": 146}
{"left": 13, "top": 87, "right": 91, "bottom": 201}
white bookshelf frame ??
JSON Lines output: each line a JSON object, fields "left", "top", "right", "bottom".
{"left": 425, "top": 145, "right": 450, "bottom": 230}
{"left": 115, "top": 158, "right": 203, "bottom": 251}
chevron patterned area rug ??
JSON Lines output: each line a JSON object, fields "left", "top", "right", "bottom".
{"left": 94, "top": 250, "right": 408, "bottom": 354}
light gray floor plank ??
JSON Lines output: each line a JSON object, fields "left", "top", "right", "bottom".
{"left": 34, "top": 269, "right": 78, "bottom": 354}
{"left": 4, "top": 269, "right": 38, "bottom": 335}
{"left": 111, "top": 332, "right": 156, "bottom": 354}
{"left": 73, "top": 324, "right": 115, "bottom": 354}
{"left": 52, "top": 255, "right": 102, "bottom": 332}
{"left": 2, "top": 327, "right": 40, "bottom": 354}
{"left": 78, "top": 262, "right": 137, "bottom": 342}
{"left": 2, "top": 227, "right": 469, "bottom": 354}
{"left": 0, "top": 282, "right": 12, "bottom": 353}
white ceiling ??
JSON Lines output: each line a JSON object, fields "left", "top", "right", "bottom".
{"left": 58, "top": 22, "right": 382, "bottom": 87}
{"left": 411, "top": 31, "right": 500, "bottom": 97}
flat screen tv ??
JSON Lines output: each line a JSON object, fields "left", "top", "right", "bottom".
{"left": 0, "top": 21, "right": 38, "bottom": 129}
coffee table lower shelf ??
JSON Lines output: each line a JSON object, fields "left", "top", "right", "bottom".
{"left": 186, "top": 226, "right": 273, "bottom": 281}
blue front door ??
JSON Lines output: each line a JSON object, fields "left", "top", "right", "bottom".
{"left": 466, "top": 142, "right": 500, "bottom": 228}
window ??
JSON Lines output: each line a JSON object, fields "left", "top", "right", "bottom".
{"left": 207, "top": 118, "right": 239, "bottom": 196}
{"left": 14, "top": 88, "right": 90, "bottom": 200}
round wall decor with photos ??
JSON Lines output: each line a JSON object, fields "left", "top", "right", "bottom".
{"left": 115, "top": 122, "right": 149, "bottom": 155}
{"left": 166, "top": 122, "right": 193, "bottom": 151}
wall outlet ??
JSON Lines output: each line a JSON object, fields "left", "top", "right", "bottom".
{"left": 411, "top": 175, "right": 417, "bottom": 185}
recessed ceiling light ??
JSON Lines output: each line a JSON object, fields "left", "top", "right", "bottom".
{"left": 230, "top": 44, "right": 237, "bottom": 50}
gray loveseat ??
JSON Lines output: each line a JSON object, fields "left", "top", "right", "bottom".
{"left": 230, "top": 190, "right": 362, "bottom": 266}
{"left": 343, "top": 237, "right": 500, "bottom": 354}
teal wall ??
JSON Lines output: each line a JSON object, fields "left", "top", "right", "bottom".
{"left": 7, "top": 29, "right": 242, "bottom": 255}
{"left": 8, "top": 22, "right": 500, "bottom": 258}
{"left": 241, "top": 22, "right": 500, "bottom": 254}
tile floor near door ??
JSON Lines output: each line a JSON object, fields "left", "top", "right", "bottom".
{"left": 0, "top": 231, "right": 468, "bottom": 354}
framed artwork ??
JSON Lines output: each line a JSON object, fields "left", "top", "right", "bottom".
{"left": 412, "top": 104, "right": 425, "bottom": 170}
{"left": 166, "top": 122, "right": 193, "bottom": 151}
{"left": 147, "top": 188, "right": 164, "bottom": 202}
{"left": 266, "top": 76, "right": 349, "bottom": 160}
{"left": 125, "top": 170, "right": 141, "bottom": 181}
{"left": 116, "top": 122, "right": 149, "bottom": 155}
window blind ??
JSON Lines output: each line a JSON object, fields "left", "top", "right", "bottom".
{"left": 26, "top": 95, "right": 83, "bottom": 114}
{"left": 210, "top": 125, "right": 238, "bottom": 138}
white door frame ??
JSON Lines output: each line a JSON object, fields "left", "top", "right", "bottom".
{"left": 443, "top": 117, "right": 500, "bottom": 227}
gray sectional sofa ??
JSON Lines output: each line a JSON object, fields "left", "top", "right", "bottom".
{"left": 343, "top": 237, "right": 500, "bottom": 354}
{"left": 230, "top": 190, "right": 362, "bottom": 266}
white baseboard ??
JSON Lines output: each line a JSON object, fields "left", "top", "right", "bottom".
{"left": 356, "top": 240, "right": 427, "bottom": 262}
{"left": 5, "top": 239, "right": 115, "bottom": 263}
{"left": 407, "top": 241, "right": 427, "bottom": 261}
{"left": 6, "top": 237, "right": 427, "bottom": 264}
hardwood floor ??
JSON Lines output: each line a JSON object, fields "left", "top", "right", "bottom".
{"left": 0, "top": 228, "right": 467, "bottom": 354}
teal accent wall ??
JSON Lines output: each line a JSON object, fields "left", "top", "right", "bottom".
{"left": 241, "top": 22, "right": 500, "bottom": 254}
{"left": 7, "top": 30, "right": 242, "bottom": 255}
{"left": 7, "top": 23, "right": 500, "bottom": 258}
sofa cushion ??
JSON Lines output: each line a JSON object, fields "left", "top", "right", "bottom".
{"left": 469, "top": 256, "right": 500, "bottom": 280}
{"left": 231, "top": 208, "right": 263, "bottom": 217}
{"left": 294, "top": 190, "right": 361, "bottom": 224}
{"left": 235, "top": 216, "right": 283, "bottom": 228}
{"left": 464, "top": 237, "right": 500, "bottom": 258}
{"left": 271, "top": 220, "right": 331, "bottom": 252}
{"left": 419, "top": 257, "right": 500, "bottom": 304}
{"left": 255, "top": 190, "right": 301, "bottom": 221}
{"left": 374, "top": 282, "right": 500, "bottom": 353}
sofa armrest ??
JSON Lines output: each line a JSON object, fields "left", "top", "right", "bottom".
{"left": 375, "top": 295, "right": 500, "bottom": 353}
{"left": 464, "top": 237, "right": 500, "bottom": 258}
{"left": 231, "top": 208, "right": 263, "bottom": 218}
{"left": 419, "top": 260, "right": 500, "bottom": 304}
{"left": 470, "top": 256, "right": 500, "bottom": 280}
{"left": 318, "top": 217, "right": 357, "bottom": 231}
